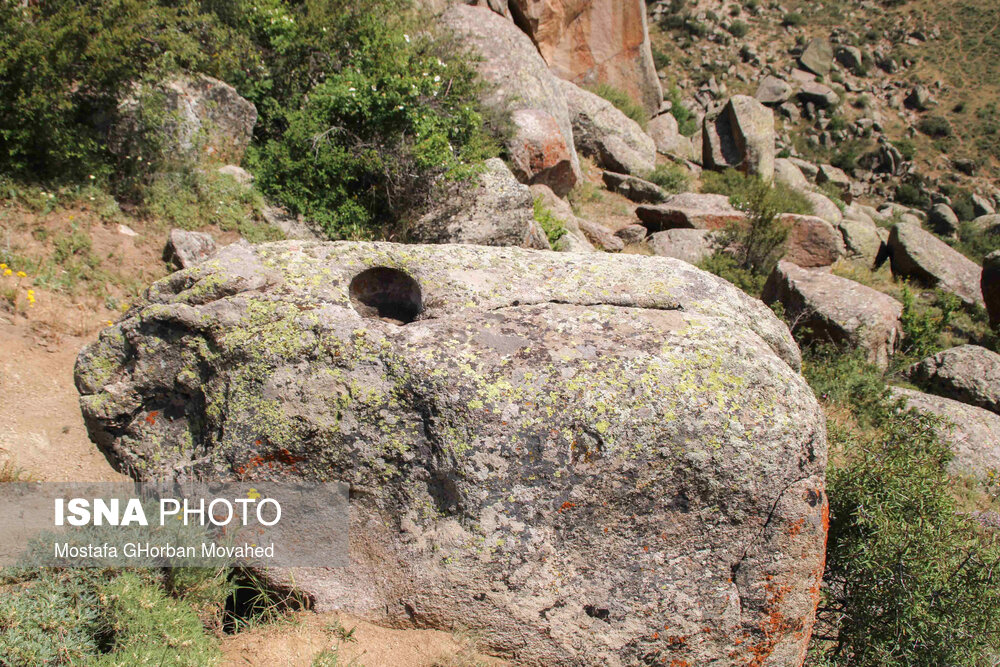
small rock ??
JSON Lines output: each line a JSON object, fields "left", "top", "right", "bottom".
{"left": 801, "top": 191, "right": 843, "bottom": 224}
{"left": 647, "top": 113, "right": 696, "bottom": 160}
{"left": 774, "top": 158, "right": 810, "bottom": 190}
{"left": 799, "top": 37, "right": 834, "bottom": 77}
{"left": 163, "top": 229, "right": 216, "bottom": 269}
{"left": 972, "top": 193, "right": 996, "bottom": 217}
{"left": 647, "top": 228, "right": 714, "bottom": 264}
{"left": 755, "top": 75, "right": 793, "bottom": 105}
{"left": 601, "top": 171, "right": 667, "bottom": 204}
{"left": 217, "top": 164, "right": 253, "bottom": 186}
{"left": 906, "top": 345, "right": 1000, "bottom": 415}
{"left": 614, "top": 224, "right": 648, "bottom": 245}
{"left": 797, "top": 81, "right": 840, "bottom": 108}
{"left": 636, "top": 193, "right": 745, "bottom": 231}
{"left": 781, "top": 214, "right": 846, "bottom": 267}
{"left": 928, "top": 203, "right": 959, "bottom": 237}
{"left": 816, "top": 164, "right": 851, "bottom": 189}
{"left": 117, "top": 224, "right": 139, "bottom": 237}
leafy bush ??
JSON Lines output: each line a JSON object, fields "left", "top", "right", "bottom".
{"left": 783, "top": 12, "right": 805, "bottom": 26}
{"left": 698, "top": 251, "right": 767, "bottom": 296}
{"left": 532, "top": 197, "right": 567, "bottom": 248}
{"left": 894, "top": 286, "right": 959, "bottom": 368}
{"left": 956, "top": 219, "right": 1000, "bottom": 263}
{"left": 589, "top": 84, "right": 647, "bottom": 130}
{"left": 805, "top": 348, "right": 1000, "bottom": 666}
{"left": 714, "top": 174, "right": 793, "bottom": 277}
{"left": 892, "top": 138, "right": 917, "bottom": 161}
{"left": 644, "top": 163, "right": 690, "bottom": 193}
{"left": 701, "top": 168, "right": 815, "bottom": 216}
{"left": 651, "top": 48, "right": 671, "bottom": 71}
{"left": 727, "top": 20, "right": 749, "bottom": 38}
{"left": 665, "top": 86, "right": 698, "bottom": 137}
{"left": 918, "top": 115, "right": 953, "bottom": 138}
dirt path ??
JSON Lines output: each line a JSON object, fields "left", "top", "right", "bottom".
{"left": 0, "top": 322, "right": 125, "bottom": 482}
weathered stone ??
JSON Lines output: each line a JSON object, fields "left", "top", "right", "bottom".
{"left": 774, "top": 158, "right": 810, "bottom": 190}
{"left": 410, "top": 158, "right": 549, "bottom": 249}
{"left": 797, "top": 81, "right": 840, "bottom": 109}
{"left": 788, "top": 158, "right": 819, "bottom": 181}
{"left": 928, "top": 203, "right": 959, "bottom": 237}
{"left": 972, "top": 194, "right": 996, "bottom": 217}
{"left": 507, "top": 0, "right": 663, "bottom": 116}
{"left": 636, "top": 193, "right": 745, "bottom": 232}
{"left": 560, "top": 80, "right": 656, "bottom": 175}
{"left": 816, "top": 164, "right": 850, "bottom": 189}
{"left": 971, "top": 214, "right": 1000, "bottom": 234}
{"left": 111, "top": 74, "right": 257, "bottom": 164}
{"left": 837, "top": 218, "right": 883, "bottom": 264}
{"left": 799, "top": 38, "right": 834, "bottom": 77}
{"left": 163, "top": 229, "right": 217, "bottom": 269}
{"left": 891, "top": 387, "right": 1000, "bottom": 479}
{"left": 904, "top": 85, "right": 935, "bottom": 111}
{"left": 702, "top": 95, "right": 775, "bottom": 180}
{"left": 763, "top": 261, "right": 902, "bottom": 369}
{"left": 887, "top": 222, "right": 984, "bottom": 307}
{"left": 984, "top": 250, "right": 1000, "bottom": 328}
{"left": 781, "top": 215, "right": 846, "bottom": 268}
{"left": 442, "top": 5, "right": 581, "bottom": 188}
{"left": 801, "top": 191, "right": 843, "bottom": 224}
{"left": 614, "top": 223, "right": 647, "bottom": 245}
{"left": 508, "top": 109, "right": 579, "bottom": 196}
{"left": 647, "top": 228, "right": 714, "bottom": 265}
{"left": 906, "top": 345, "right": 1000, "bottom": 415}
{"left": 755, "top": 76, "right": 793, "bottom": 106}
{"left": 76, "top": 241, "right": 824, "bottom": 666}
{"left": 529, "top": 184, "right": 596, "bottom": 252}
{"left": 601, "top": 171, "right": 666, "bottom": 203}
{"left": 834, "top": 45, "right": 864, "bottom": 74}
{"left": 647, "top": 113, "right": 696, "bottom": 159}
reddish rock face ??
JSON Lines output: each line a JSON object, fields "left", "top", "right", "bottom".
{"left": 508, "top": 109, "right": 578, "bottom": 196}
{"left": 508, "top": 0, "right": 662, "bottom": 115}
{"left": 781, "top": 215, "right": 846, "bottom": 268}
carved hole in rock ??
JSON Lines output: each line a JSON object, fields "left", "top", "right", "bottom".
{"left": 349, "top": 267, "right": 423, "bottom": 324}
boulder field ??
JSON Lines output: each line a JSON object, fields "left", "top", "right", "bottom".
{"left": 76, "top": 241, "right": 828, "bottom": 666}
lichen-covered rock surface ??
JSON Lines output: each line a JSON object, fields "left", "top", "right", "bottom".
{"left": 76, "top": 241, "right": 826, "bottom": 666}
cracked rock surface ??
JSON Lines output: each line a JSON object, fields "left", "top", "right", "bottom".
{"left": 76, "top": 241, "right": 827, "bottom": 666}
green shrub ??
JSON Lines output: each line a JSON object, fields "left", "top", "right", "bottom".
{"left": 651, "top": 48, "right": 671, "bottom": 71}
{"left": 589, "top": 83, "right": 647, "bottom": 130}
{"left": 894, "top": 286, "right": 959, "bottom": 368}
{"left": 665, "top": 86, "right": 698, "bottom": 137}
{"left": 956, "top": 219, "right": 1000, "bottom": 263}
{"left": 701, "top": 168, "right": 815, "bottom": 216}
{"left": 782, "top": 12, "right": 805, "bottom": 26}
{"left": 727, "top": 20, "right": 749, "bottom": 38}
{"left": 644, "top": 163, "right": 690, "bottom": 194}
{"left": 698, "top": 251, "right": 767, "bottom": 297}
{"left": 918, "top": 115, "right": 953, "bottom": 138}
{"left": 804, "top": 347, "right": 1000, "bottom": 666}
{"left": 532, "top": 197, "right": 568, "bottom": 248}
{"left": 892, "top": 138, "right": 917, "bottom": 161}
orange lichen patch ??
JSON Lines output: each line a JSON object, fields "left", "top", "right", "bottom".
{"left": 236, "top": 446, "right": 306, "bottom": 478}
{"left": 669, "top": 660, "right": 689, "bottom": 667}
{"left": 558, "top": 501, "right": 575, "bottom": 512}
{"left": 788, "top": 518, "right": 805, "bottom": 536}
{"left": 144, "top": 410, "right": 159, "bottom": 425}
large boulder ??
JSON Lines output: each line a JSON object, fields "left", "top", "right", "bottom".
{"left": 928, "top": 203, "right": 959, "bottom": 237}
{"left": 601, "top": 171, "right": 666, "bottom": 203}
{"left": 837, "top": 218, "right": 883, "bottom": 265}
{"left": 887, "top": 222, "right": 985, "bottom": 307}
{"left": 647, "top": 113, "right": 696, "bottom": 160}
{"left": 442, "top": 5, "right": 581, "bottom": 191}
{"left": 636, "top": 193, "right": 745, "bottom": 232}
{"left": 801, "top": 192, "right": 843, "bottom": 224}
{"left": 763, "top": 261, "right": 902, "bottom": 369}
{"left": 781, "top": 215, "right": 846, "bottom": 268}
{"left": 410, "top": 158, "right": 549, "bottom": 249}
{"left": 755, "top": 76, "right": 793, "bottom": 106}
{"left": 647, "top": 228, "right": 714, "bottom": 265}
{"left": 905, "top": 345, "right": 1000, "bottom": 415}
{"left": 774, "top": 158, "right": 810, "bottom": 190}
{"left": 984, "top": 250, "right": 1000, "bottom": 327}
{"left": 508, "top": 109, "right": 580, "bottom": 196}
{"left": 560, "top": 80, "right": 656, "bottom": 175}
{"left": 891, "top": 387, "right": 1000, "bottom": 479}
{"left": 797, "top": 81, "right": 840, "bottom": 109}
{"left": 76, "top": 241, "right": 825, "bottom": 666}
{"left": 799, "top": 38, "right": 834, "bottom": 77}
{"left": 702, "top": 96, "right": 775, "bottom": 181}
{"left": 110, "top": 74, "right": 257, "bottom": 164}
{"left": 506, "top": 0, "right": 663, "bottom": 116}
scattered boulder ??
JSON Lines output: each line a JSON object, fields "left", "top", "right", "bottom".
{"left": 614, "top": 224, "right": 647, "bottom": 245}
{"left": 410, "top": 158, "right": 549, "bottom": 249}
{"left": 76, "top": 241, "right": 824, "bottom": 665}
{"left": 837, "top": 218, "right": 883, "bottom": 265}
{"left": 799, "top": 38, "right": 834, "bottom": 77}
{"left": 601, "top": 171, "right": 666, "bottom": 204}
{"left": 763, "top": 261, "right": 902, "bottom": 369}
{"left": 560, "top": 80, "right": 656, "bottom": 175}
{"left": 887, "top": 222, "right": 984, "bottom": 307}
{"left": 906, "top": 345, "right": 1000, "bottom": 415}
{"left": 774, "top": 158, "right": 810, "bottom": 190}
{"left": 971, "top": 214, "right": 1000, "bottom": 234}
{"left": 647, "top": 228, "right": 714, "bottom": 265}
{"left": 647, "top": 113, "right": 696, "bottom": 160}
{"left": 904, "top": 85, "right": 935, "bottom": 111}
{"left": 507, "top": 0, "right": 663, "bottom": 116}
{"left": 111, "top": 74, "right": 257, "bottom": 164}
{"left": 928, "top": 203, "right": 959, "bottom": 237}
{"left": 797, "top": 81, "right": 840, "bottom": 109}
{"left": 801, "top": 191, "right": 843, "bottom": 224}
{"left": 508, "top": 109, "right": 580, "bottom": 196}
{"left": 816, "top": 164, "right": 850, "bottom": 190}
{"left": 891, "top": 387, "right": 1000, "bottom": 479}
{"left": 834, "top": 45, "right": 864, "bottom": 74}
{"left": 984, "top": 250, "right": 1000, "bottom": 327}
{"left": 702, "top": 95, "right": 775, "bottom": 181}
{"left": 781, "top": 215, "right": 847, "bottom": 268}
{"left": 755, "top": 75, "right": 793, "bottom": 106}
{"left": 789, "top": 158, "right": 819, "bottom": 181}
{"left": 636, "top": 193, "right": 745, "bottom": 232}
{"left": 972, "top": 194, "right": 996, "bottom": 217}
{"left": 442, "top": 5, "right": 581, "bottom": 190}
{"left": 163, "top": 229, "right": 217, "bottom": 269}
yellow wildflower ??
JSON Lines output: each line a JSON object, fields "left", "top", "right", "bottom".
{"left": 15, "top": 271, "right": 26, "bottom": 278}
{"left": 3, "top": 269, "right": 11, "bottom": 277}
{"left": 0, "top": 263, "right": 6, "bottom": 269}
